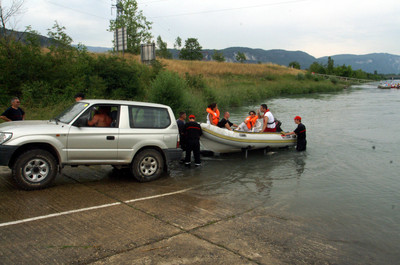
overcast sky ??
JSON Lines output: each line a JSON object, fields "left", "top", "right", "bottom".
{"left": 3, "top": 0, "right": 400, "bottom": 58}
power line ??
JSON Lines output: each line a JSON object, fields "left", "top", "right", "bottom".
{"left": 138, "top": 0, "right": 171, "bottom": 4}
{"left": 44, "top": 0, "right": 111, "bottom": 20}
{"left": 151, "top": 0, "right": 309, "bottom": 18}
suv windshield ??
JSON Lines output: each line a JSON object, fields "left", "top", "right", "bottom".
{"left": 55, "top": 102, "right": 89, "bottom": 124}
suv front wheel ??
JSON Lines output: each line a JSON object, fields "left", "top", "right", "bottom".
{"left": 12, "top": 149, "right": 58, "bottom": 190}
{"left": 131, "top": 149, "right": 164, "bottom": 182}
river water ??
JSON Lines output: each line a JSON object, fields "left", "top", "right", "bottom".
{"left": 171, "top": 82, "right": 400, "bottom": 263}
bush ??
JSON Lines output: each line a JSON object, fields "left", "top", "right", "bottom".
{"left": 305, "top": 72, "right": 313, "bottom": 80}
{"left": 330, "top": 77, "right": 339, "bottom": 85}
{"left": 185, "top": 73, "right": 206, "bottom": 89}
{"left": 262, "top": 74, "right": 277, "bottom": 81}
{"left": 21, "top": 81, "right": 63, "bottom": 107}
{"left": 149, "top": 71, "right": 188, "bottom": 114}
{"left": 296, "top": 73, "right": 305, "bottom": 80}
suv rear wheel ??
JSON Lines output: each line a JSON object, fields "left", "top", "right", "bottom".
{"left": 12, "top": 149, "right": 58, "bottom": 190}
{"left": 131, "top": 149, "right": 164, "bottom": 182}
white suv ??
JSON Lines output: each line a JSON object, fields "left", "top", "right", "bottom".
{"left": 0, "top": 100, "right": 182, "bottom": 190}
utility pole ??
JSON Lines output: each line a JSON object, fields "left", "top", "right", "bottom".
{"left": 112, "top": 0, "right": 127, "bottom": 55}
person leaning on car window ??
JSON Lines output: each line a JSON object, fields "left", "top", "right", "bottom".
{"left": 0, "top": 97, "right": 25, "bottom": 122}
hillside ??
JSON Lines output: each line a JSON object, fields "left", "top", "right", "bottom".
{"left": 318, "top": 53, "right": 400, "bottom": 74}
{"left": 170, "top": 47, "right": 400, "bottom": 74}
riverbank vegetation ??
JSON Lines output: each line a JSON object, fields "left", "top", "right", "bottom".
{"left": 308, "top": 57, "right": 385, "bottom": 80}
{"left": 1, "top": 27, "right": 349, "bottom": 122}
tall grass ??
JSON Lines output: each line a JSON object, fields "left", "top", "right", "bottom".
{"left": 160, "top": 58, "right": 301, "bottom": 77}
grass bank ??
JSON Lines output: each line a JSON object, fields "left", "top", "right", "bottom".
{"left": 2, "top": 54, "right": 348, "bottom": 122}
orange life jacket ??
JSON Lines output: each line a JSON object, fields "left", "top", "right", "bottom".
{"left": 245, "top": 116, "right": 258, "bottom": 130}
{"left": 206, "top": 108, "right": 220, "bottom": 125}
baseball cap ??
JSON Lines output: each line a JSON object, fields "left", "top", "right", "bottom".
{"left": 189, "top": 115, "right": 195, "bottom": 119}
{"left": 294, "top": 116, "right": 302, "bottom": 121}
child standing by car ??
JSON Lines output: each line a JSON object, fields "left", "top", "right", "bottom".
{"left": 184, "top": 115, "right": 202, "bottom": 167}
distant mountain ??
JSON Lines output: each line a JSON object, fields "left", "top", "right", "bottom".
{"left": 76, "top": 45, "right": 112, "bottom": 53}
{"left": 170, "top": 47, "right": 315, "bottom": 68}
{"left": 2, "top": 28, "right": 53, "bottom": 47}
{"left": 170, "top": 47, "right": 400, "bottom": 74}
{"left": 204, "top": 47, "right": 317, "bottom": 68}
{"left": 317, "top": 53, "right": 400, "bottom": 74}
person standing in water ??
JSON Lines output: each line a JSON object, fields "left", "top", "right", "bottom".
{"left": 283, "top": 116, "right": 307, "bottom": 151}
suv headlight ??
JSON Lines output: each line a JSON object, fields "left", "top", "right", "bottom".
{"left": 0, "top": 132, "right": 12, "bottom": 144}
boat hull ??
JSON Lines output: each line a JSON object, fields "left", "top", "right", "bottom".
{"left": 200, "top": 123, "right": 297, "bottom": 153}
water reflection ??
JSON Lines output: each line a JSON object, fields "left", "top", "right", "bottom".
{"left": 168, "top": 148, "right": 308, "bottom": 206}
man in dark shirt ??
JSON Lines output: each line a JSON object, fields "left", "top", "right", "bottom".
{"left": 184, "top": 115, "right": 202, "bottom": 167}
{"left": 176, "top": 112, "right": 186, "bottom": 150}
{"left": 283, "top": 116, "right": 306, "bottom": 151}
{"left": 0, "top": 97, "right": 25, "bottom": 122}
{"left": 217, "top": 112, "right": 237, "bottom": 130}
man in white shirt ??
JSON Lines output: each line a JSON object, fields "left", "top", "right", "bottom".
{"left": 258, "top": 104, "right": 276, "bottom": 132}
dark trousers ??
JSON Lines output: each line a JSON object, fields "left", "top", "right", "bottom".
{"left": 296, "top": 139, "right": 307, "bottom": 151}
{"left": 185, "top": 140, "right": 201, "bottom": 164}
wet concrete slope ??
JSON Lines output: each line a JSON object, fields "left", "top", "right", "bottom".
{"left": 0, "top": 165, "right": 343, "bottom": 264}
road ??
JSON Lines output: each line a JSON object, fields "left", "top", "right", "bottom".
{"left": 0, "top": 162, "right": 339, "bottom": 265}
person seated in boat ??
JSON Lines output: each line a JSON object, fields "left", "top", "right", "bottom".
{"left": 236, "top": 111, "right": 259, "bottom": 132}
{"left": 257, "top": 104, "right": 277, "bottom": 132}
{"left": 206, "top": 103, "right": 220, "bottom": 126}
{"left": 217, "top": 112, "right": 238, "bottom": 130}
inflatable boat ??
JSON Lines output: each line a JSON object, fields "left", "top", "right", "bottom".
{"left": 200, "top": 123, "right": 297, "bottom": 153}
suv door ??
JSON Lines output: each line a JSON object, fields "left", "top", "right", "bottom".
{"left": 117, "top": 105, "right": 172, "bottom": 161}
{"left": 67, "top": 105, "right": 119, "bottom": 162}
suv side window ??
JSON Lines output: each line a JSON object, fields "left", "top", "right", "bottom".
{"left": 129, "top": 106, "right": 171, "bottom": 128}
{"left": 74, "top": 105, "right": 119, "bottom": 127}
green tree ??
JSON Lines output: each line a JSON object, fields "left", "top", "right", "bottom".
{"left": 308, "top": 62, "right": 326, "bottom": 74}
{"left": 327, "top": 57, "right": 334, "bottom": 75}
{"left": 174, "top": 36, "right": 182, "bottom": 50}
{"left": 179, "top": 38, "right": 203, "bottom": 61}
{"left": 47, "top": 21, "right": 74, "bottom": 57}
{"left": 109, "top": 0, "right": 152, "bottom": 54}
{"left": 289, "top": 61, "right": 300, "bottom": 69}
{"left": 156, "top": 35, "right": 172, "bottom": 59}
{"left": 212, "top": 50, "right": 225, "bottom": 62}
{"left": 235, "top": 51, "right": 246, "bottom": 63}
{"left": 334, "top": 64, "right": 353, "bottom": 77}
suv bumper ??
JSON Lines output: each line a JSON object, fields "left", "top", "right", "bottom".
{"left": 164, "top": 148, "right": 183, "bottom": 162}
{"left": 0, "top": 145, "right": 18, "bottom": 167}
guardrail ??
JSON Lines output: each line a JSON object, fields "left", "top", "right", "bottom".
{"left": 312, "top": 73, "right": 371, "bottom": 83}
